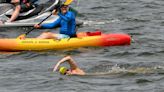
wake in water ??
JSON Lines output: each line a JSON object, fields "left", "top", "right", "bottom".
{"left": 85, "top": 63, "right": 164, "bottom": 76}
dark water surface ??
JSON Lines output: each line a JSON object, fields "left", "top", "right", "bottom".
{"left": 0, "top": 0, "right": 164, "bottom": 92}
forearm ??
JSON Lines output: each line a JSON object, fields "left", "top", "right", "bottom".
{"left": 9, "top": 5, "right": 20, "bottom": 22}
{"left": 41, "top": 23, "right": 55, "bottom": 28}
{"left": 56, "top": 56, "right": 76, "bottom": 68}
{"left": 41, "top": 18, "right": 60, "bottom": 28}
{"left": 53, "top": 56, "right": 78, "bottom": 72}
{"left": 66, "top": 56, "right": 78, "bottom": 69}
{"left": 53, "top": 62, "right": 60, "bottom": 72}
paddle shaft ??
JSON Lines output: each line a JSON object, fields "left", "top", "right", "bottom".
{"left": 25, "top": 13, "right": 52, "bottom": 35}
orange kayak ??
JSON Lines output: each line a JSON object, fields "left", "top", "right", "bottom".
{"left": 0, "top": 31, "right": 131, "bottom": 51}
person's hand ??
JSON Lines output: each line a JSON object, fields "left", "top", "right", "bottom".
{"left": 52, "top": 9, "right": 58, "bottom": 15}
{"left": 53, "top": 62, "right": 61, "bottom": 72}
{"left": 34, "top": 24, "right": 41, "bottom": 28}
{"left": 53, "top": 65, "right": 58, "bottom": 72}
{"left": 18, "top": 34, "right": 26, "bottom": 40}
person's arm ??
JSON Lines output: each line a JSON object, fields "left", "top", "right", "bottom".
{"left": 58, "top": 12, "right": 73, "bottom": 22}
{"left": 34, "top": 9, "right": 58, "bottom": 29}
{"left": 41, "top": 17, "right": 61, "bottom": 29}
{"left": 8, "top": 4, "right": 21, "bottom": 22}
{"left": 53, "top": 56, "right": 78, "bottom": 72}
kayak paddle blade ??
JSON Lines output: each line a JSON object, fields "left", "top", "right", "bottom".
{"left": 17, "top": 34, "right": 26, "bottom": 39}
{"left": 64, "top": 0, "right": 73, "bottom": 5}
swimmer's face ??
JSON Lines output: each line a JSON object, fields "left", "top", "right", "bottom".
{"left": 65, "top": 70, "right": 72, "bottom": 75}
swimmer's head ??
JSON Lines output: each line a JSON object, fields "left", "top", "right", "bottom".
{"left": 59, "top": 66, "right": 68, "bottom": 75}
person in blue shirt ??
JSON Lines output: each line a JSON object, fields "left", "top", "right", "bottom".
{"left": 34, "top": 4, "right": 76, "bottom": 39}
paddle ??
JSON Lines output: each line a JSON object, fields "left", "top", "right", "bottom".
{"left": 17, "top": 0, "right": 73, "bottom": 39}
{"left": 64, "top": 0, "right": 73, "bottom": 5}
{"left": 41, "top": 0, "right": 60, "bottom": 14}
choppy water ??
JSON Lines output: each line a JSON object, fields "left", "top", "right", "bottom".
{"left": 0, "top": 0, "right": 164, "bottom": 92}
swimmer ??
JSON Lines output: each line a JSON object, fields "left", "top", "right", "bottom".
{"left": 53, "top": 56, "right": 85, "bottom": 76}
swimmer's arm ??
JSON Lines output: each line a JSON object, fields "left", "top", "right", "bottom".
{"left": 66, "top": 56, "right": 78, "bottom": 70}
{"left": 53, "top": 56, "right": 78, "bottom": 72}
{"left": 53, "top": 57, "right": 67, "bottom": 72}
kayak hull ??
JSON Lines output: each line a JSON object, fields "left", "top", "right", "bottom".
{"left": 0, "top": 33, "right": 131, "bottom": 51}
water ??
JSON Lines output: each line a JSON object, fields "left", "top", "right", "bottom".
{"left": 0, "top": 0, "right": 164, "bottom": 92}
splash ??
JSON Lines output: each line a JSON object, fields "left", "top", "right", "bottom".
{"left": 86, "top": 63, "right": 164, "bottom": 76}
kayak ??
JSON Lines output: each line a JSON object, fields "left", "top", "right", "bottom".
{"left": 0, "top": 31, "right": 131, "bottom": 51}
{"left": 0, "top": 12, "right": 59, "bottom": 27}
{"left": 0, "top": 0, "right": 83, "bottom": 28}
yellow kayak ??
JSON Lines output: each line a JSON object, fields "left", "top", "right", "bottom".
{"left": 0, "top": 31, "right": 131, "bottom": 51}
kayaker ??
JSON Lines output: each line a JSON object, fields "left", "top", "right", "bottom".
{"left": 34, "top": 4, "right": 77, "bottom": 40}
{"left": 53, "top": 56, "right": 85, "bottom": 76}
{"left": 0, "top": 0, "right": 36, "bottom": 23}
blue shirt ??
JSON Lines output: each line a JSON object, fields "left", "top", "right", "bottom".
{"left": 41, "top": 11, "right": 76, "bottom": 37}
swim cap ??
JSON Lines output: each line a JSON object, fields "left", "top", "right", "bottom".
{"left": 59, "top": 67, "right": 68, "bottom": 75}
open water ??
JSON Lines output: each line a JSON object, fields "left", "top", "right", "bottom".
{"left": 0, "top": 0, "right": 164, "bottom": 92}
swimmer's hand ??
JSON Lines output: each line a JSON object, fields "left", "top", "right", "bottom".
{"left": 53, "top": 64, "right": 59, "bottom": 72}
{"left": 53, "top": 68, "right": 57, "bottom": 72}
